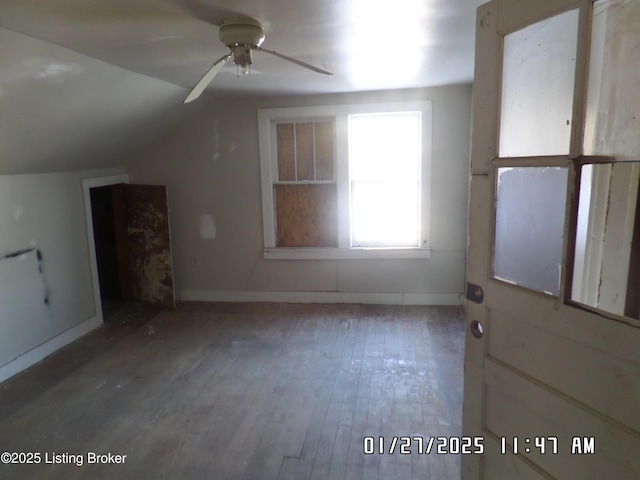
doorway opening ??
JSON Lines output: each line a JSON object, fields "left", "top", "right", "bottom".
{"left": 89, "top": 185, "right": 125, "bottom": 322}
{"left": 83, "top": 176, "right": 175, "bottom": 325}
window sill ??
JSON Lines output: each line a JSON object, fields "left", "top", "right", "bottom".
{"left": 263, "top": 247, "right": 431, "bottom": 260}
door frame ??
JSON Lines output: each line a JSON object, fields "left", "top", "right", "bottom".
{"left": 82, "top": 173, "right": 130, "bottom": 322}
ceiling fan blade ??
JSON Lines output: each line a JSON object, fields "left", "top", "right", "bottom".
{"left": 254, "top": 47, "right": 333, "bottom": 75}
{"left": 184, "top": 53, "right": 232, "bottom": 103}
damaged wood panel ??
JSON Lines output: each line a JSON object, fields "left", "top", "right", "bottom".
{"left": 275, "top": 184, "right": 337, "bottom": 247}
{"left": 113, "top": 184, "right": 175, "bottom": 309}
{"left": 314, "top": 121, "right": 334, "bottom": 181}
{"left": 126, "top": 185, "right": 175, "bottom": 309}
{"left": 276, "top": 123, "right": 295, "bottom": 181}
{"left": 295, "top": 122, "right": 315, "bottom": 181}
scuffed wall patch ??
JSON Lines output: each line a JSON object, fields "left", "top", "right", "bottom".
{"left": 13, "top": 205, "right": 24, "bottom": 219}
{"left": 0, "top": 248, "right": 50, "bottom": 306}
{"left": 199, "top": 214, "right": 216, "bottom": 240}
{"left": 0, "top": 247, "right": 54, "bottom": 366}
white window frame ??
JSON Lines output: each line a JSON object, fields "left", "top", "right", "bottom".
{"left": 258, "top": 101, "right": 432, "bottom": 260}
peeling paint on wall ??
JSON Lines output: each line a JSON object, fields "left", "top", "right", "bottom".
{"left": 2, "top": 57, "right": 85, "bottom": 86}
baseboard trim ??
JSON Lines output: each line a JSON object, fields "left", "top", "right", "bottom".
{"left": 0, "top": 314, "right": 102, "bottom": 384}
{"left": 178, "top": 290, "right": 463, "bottom": 306}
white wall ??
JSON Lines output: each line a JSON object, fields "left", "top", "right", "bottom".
{"left": 0, "top": 167, "right": 125, "bottom": 382}
{"left": 129, "top": 86, "right": 471, "bottom": 304}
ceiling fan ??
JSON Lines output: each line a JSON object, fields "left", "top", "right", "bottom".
{"left": 184, "top": 18, "right": 333, "bottom": 103}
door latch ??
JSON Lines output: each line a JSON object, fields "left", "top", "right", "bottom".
{"left": 466, "top": 282, "right": 484, "bottom": 304}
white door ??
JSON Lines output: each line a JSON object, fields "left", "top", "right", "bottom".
{"left": 463, "top": 0, "right": 640, "bottom": 478}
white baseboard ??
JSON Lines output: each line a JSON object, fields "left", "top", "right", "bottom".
{"left": 179, "top": 290, "right": 463, "bottom": 306}
{"left": 0, "top": 314, "right": 102, "bottom": 384}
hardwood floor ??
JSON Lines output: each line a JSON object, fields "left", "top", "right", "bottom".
{"left": 0, "top": 302, "right": 466, "bottom": 480}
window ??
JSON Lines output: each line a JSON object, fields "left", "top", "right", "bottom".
{"left": 258, "top": 101, "right": 432, "bottom": 260}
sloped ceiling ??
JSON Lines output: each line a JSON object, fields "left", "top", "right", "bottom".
{"left": 0, "top": 0, "right": 484, "bottom": 174}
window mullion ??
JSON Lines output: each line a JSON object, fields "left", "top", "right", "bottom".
{"left": 335, "top": 114, "right": 351, "bottom": 249}
{"left": 569, "top": 0, "right": 593, "bottom": 159}
{"left": 312, "top": 122, "right": 317, "bottom": 181}
{"left": 293, "top": 123, "right": 298, "bottom": 181}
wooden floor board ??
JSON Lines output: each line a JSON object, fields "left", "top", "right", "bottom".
{"left": 0, "top": 302, "right": 465, "bottom": 480}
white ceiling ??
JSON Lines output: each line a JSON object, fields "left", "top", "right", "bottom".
{"left": 0, "top": 0, "right": 484, "bottom": 174}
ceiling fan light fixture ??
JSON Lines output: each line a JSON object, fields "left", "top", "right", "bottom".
{"left": 232, "top": 45, "right": 253, "bottom": 73}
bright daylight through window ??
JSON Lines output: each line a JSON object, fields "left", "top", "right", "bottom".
{"left": 349, "top": 112, "right": 422, "bottom": 247}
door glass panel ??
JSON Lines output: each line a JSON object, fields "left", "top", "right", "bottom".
{"left": 584, "top": 0, "right": 640, "bottom": 160}
{"left": 494, "top": 167, "right": 568, "bottom": 296}
{"left": 571, "top": 162, "right": 640, "bottom": 319}
{"left": 499, "top": 9, "right": 579, "bottom": 157}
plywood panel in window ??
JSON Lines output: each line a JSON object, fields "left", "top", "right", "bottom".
{"left": 277, "top": 123, "right": 295, "bottom": 181}
{"left": 295, "top": 123, "right": 315, "bottom": 181}
{"left": 315, "top": 121, "right": 334, "bottom": 180}
{"left": 275, "top": 184, "right": 337, "bottom": 247}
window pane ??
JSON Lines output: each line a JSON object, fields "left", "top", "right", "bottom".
{"left": 348, "top": 111, "right": 422, "bottom": 247}
{"left": 349, "top": 112, "right": 421, "bottom": 181}
{"left": 584, "top": 0, "right": 640, "bottom": 160}
{"left": 494, "top": 167, "right": 568, "bottom": 296}
{"left": 315, "top": 122, "right": 335, "bottom": 181}
{"left": 276, "top": 123, "right": 295, "bottom": 181}
{"left": 499, "top": 9, "right": 579, "bottom": 157}
{"left": 295, "top": 123, "right": 315, "bottom": 181}
{"left": 571, "top": 162, "right": 640, "bottom": 319}
{"left": 351, "top": 181, "right": 419, "bottom": 247}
